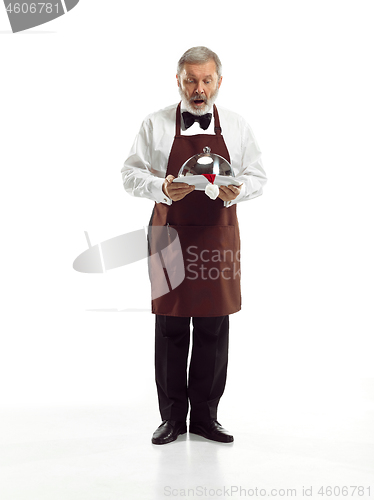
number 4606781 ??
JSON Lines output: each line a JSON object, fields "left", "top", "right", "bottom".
{"left": 6, "top": 3, "right": 59, "bottom": 14}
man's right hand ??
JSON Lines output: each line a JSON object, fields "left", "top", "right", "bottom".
{"left": 162, "top": 175, "right": 195, "bottom": 201}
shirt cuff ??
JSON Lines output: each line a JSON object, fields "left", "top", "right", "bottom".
{"left": 151, "top": 177, "right": 172, "bottom": 205}
{"left": 223, "top": 183, "right": 246, "bottom": 208}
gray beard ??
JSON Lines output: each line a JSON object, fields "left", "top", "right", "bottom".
{"left": 178, "top": 86, "right": 220, "bottom": 116}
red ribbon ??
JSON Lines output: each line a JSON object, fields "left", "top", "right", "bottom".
{"left": 202, "top": 174, "right": 216, "bottom": 184}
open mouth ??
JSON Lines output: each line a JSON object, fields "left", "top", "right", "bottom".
{"left": 193, "top": 100, "right": 205, "bottom": 105}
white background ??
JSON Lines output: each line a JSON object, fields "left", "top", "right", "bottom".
{"left": 1, "top": 0, "right": 373, "bottom": 404}
{"left": 1, "top": 2, "right": 374, "bottom": 497}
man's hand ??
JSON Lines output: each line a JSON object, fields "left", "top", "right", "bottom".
{"left": 163, "top": 175, "right": 195, "bottom": 201}
{"left": 218, "top": 184, "right": 243, "bottom": 202}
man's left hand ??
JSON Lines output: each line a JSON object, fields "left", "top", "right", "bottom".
{"left": 218, "top": 184, "right": 243, "bottom": 202}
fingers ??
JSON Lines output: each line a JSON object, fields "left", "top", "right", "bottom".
{"left": 221, "top": 183, "right": 243, "bottom": 193}
{"left": 218, "top": 183, "right": 243, "bottom": 201}
{"left": 163, "top": 176, "right": 195, "bottom": 201}
{"left": 168, "top": 183, "right": 195, "bottom": 201}
{"left": 219, "top": 186, "right": 237, "bottom": 197}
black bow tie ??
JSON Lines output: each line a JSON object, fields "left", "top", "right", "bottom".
{"left": 182, "top": 111, "right": 212, "bottom": 130}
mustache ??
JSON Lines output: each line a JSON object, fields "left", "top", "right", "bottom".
{"left": 190, "top": 94, "right": 207, "bottom": 103}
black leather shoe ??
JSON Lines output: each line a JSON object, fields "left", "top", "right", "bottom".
{"left": 189, "top": 420, "right": 234, "bottom": 443}
{"left": 151, "top": 420, "right": 187, "bottom": 445}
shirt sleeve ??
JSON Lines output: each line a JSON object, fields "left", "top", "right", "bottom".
{"left": 121, "top": 118, "right": 172, "bottom": 205}
{"left": 224, "top": 121, "right": 267, "bottom": 208}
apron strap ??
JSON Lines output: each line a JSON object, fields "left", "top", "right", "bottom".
{"left": 176, "top": 102, "right": 182, "bottom": 136}
{"left": 176, "top": 102, "right": 222, "bottom": 136}
{"left": 213, "top": 105, "right": 222, "bottom": 135}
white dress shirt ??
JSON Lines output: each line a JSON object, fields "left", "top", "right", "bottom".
{"left": 121, "top": 103, "right": 267, "bottom": 207}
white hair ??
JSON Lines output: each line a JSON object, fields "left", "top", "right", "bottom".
{"left": 177, "top": 46, "right": 222, "bottom": 79}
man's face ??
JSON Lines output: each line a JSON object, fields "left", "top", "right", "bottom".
{"left": 177, "top": 60, "right": 223, "bottom": 116}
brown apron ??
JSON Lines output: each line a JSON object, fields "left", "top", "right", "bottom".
{"left": 149, "top": 103, "right": 241, "bottom": 317}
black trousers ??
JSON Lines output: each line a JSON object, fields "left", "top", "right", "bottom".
{"left": 155, "top": 314, "right": 229, "bottom": 422}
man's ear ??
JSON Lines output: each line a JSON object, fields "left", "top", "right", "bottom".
{"left": 176, "top": 74, "right": 180, "bottom": 87}
{"left": 218, "top": 76, "right": 223, "bottom": 89}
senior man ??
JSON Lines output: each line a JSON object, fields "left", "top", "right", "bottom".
{"left": 122, "top": 46, "right": 267, "bottom": 445}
